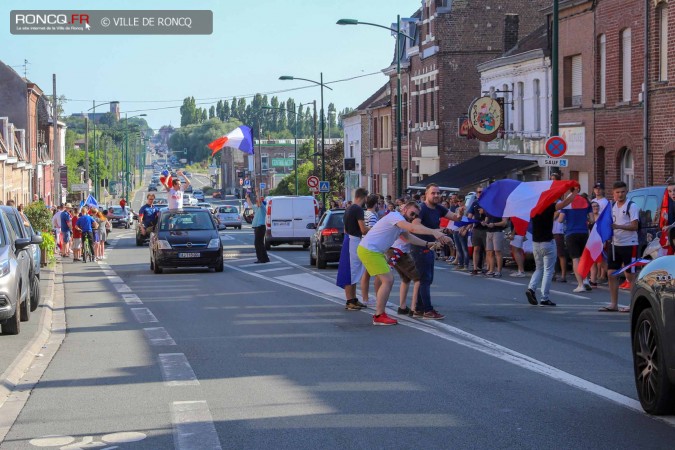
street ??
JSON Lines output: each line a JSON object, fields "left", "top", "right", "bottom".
{"left": 1, "top": 213, "right": 675, "bottom": 449}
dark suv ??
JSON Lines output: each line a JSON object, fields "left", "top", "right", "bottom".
{"left": 630, "top": 255, "right": 675, "bottom": 414}
{"left": 308, "top": 209, "right": 344, "bottom": 269}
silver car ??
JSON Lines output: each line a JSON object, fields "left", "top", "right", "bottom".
{"left": 216, "top": 206, "right": 242, "bottom": 230}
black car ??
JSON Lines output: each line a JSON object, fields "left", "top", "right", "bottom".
{"left": 308, "top": 208, "right": 344, "bottom": 269}
{"left": 150, "top": 208, "right": 223, "bottom": 273}
{"left": 627, "top": 185, "right": 665, "bottom": 256}
{"left": 630, "top": 256, "right": 675, "bottom": 414}
{"left": 148, "top": 183, "right": 158, "bottom": 192}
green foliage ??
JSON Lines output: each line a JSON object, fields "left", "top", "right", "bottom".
{"left": 39, "top": 232, "right": 56, "bottom": 263}
{"left": 270, "top": 161, "right": 314, "bottom": 196}
{"left": 24, "top": 201, "right": 53, "bottom": 233}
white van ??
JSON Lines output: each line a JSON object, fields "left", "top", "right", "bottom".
{"left": 264, "top": 196, "right": 319, "bottom": 249}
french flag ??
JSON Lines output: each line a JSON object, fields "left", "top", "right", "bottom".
{"left": 159, "top": 169, "right": 173, "bottom": 189}
{"left": 479, "top": 179, "right": 579, "bottom": 236}
{"left": 208, "top": 126, "right": 254, "bottom": 157}
{"left": 578, "top": 204, "right": 613, "bottom": 278}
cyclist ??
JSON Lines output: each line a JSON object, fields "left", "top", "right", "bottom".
{"left": 76, "top": 206, "right": 98, "bottom": 262}
{"left": 138, "top": 194, "right": 159, "bottom": 237}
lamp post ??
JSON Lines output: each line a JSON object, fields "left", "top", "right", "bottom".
{"left": 123, "top": 113, "right": 147, "bottom": 206}
{"left": 261, "top": 105, "right": 305, "bottom": 195}
{"left": 87, "top": 100, "right": 118, "bottom": 200}
{"left": 337, "top": 17, "right": 414, "bottom": 198}
{"left": 279, "top": 74, "right": 332, "bottom": 208}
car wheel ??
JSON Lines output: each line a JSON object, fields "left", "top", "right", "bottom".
{"left": 30, "top": 276, "right": 40, "bottom": 312}
{"left": 302, "top": 242, "right": 310, "bottom": 249}
{"left": 309, "top": 244, "right": 317, "bottom": 266}
{"left": 20, "top": 284, "right": 30, "bottom": 322}
{"left": 2, "top": 290, "right": 20, "bottom": 335}
{"left": 215, "top": 257, "right": 224, "bottom": 272}
{"left": 237, "top": 226, "right": 242, "bottom": 230}
{"left": 633, "top": 308, "right": 675, "bottom": 414}
{"left": 317, "top": 246, "right": 327, "bottom": 269}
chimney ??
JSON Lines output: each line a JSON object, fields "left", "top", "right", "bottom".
{"left": 504, "top": 14, "right": 519, "bottom": 53}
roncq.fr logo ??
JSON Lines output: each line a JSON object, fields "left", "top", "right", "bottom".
{"left": 14, "top": 13, "right": 90, "bottom": 26}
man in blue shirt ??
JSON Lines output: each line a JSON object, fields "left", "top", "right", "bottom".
{"left": 76, "top": 207, "right": 98, "bottom": 262}
{"left": 60, "top": 203, "right": 73, "bottom": 258}
{"left": 247, "top": 191, "right": 269, "bottom": 264}
{"left": 138, "top": 194, "right": 159, "bottom": 237}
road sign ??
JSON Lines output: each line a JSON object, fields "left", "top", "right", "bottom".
{"left": 71, "top": 183, "right": 89, "bottom": 192}
{"left": 319, "top": 181, "right": 330, "bottom": 193}
{"left": 243, "top": 179, "right": 251, "bottom": 188}
{"left": 545, "top": 136, "right": 567, "bottom": 158}
{"left": 307, "top": 176, "right": 319, "bottom": 189}
{"left": 539, "top": 158, "right": 569, "bottom": 168}
{"left": 260, "top": 183, "right": 266, "bottom": 190}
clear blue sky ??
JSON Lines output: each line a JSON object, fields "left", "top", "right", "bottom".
{"left": 1, "top": 0, "right": 418, "bottom": 131}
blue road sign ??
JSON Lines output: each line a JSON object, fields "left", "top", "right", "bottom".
{"left": 319, "top": 181, "right": 330, "bottom": 193}
{"left": 243, "top": 179, "right": 251, "bottom": 187}
{"left": 260, "top": 183, "right": 267, "bottom": 190}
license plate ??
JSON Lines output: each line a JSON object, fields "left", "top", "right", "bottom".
{"left": 273, "top": 221, "right": 290, "bottom": 226}
{"left": 178, "top": 252, "right": 200, "bottom": 258}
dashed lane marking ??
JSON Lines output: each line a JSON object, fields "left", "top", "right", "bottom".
{"left": 114, "top": 283, "right": 132, "bottom": 293}
{"left": 144, "top": 327, "right": 177, "bottom": 346}
{"left": 131, "top": 307, "right": 158, "bottom": 323}
{"left": 239, "top": 261, "right": 280, "bottom": 268}
{"left": 122, "top": 293, "right": 143, "bottom": 305}
{"left": 254, "top": 267, "right": 294, "bottom": 273}
{"left": 171, "top": 401, "right": 222, "bottom": 450}
{"left": 159, "top": 354, "right": 200, "bottom": 387}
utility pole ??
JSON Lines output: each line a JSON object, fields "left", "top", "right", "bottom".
{"left": 53, "top": 74, "right": 60, "bottom": 206}
{"left": 312, "top": 100, "right": 318, "bottom": 175}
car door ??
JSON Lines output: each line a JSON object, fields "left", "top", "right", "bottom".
{"left": 269, "top": 197, "right": 294, "bottom": 238}
{"left": 3, "top": 211, "right": 29, "bottom": 303}
{"left": 292, "top": 198, "right": 317, "bottom": 239}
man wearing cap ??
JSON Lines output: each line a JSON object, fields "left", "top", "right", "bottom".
{"left": 60, "top": 203, "right": 73, "bottom": 258}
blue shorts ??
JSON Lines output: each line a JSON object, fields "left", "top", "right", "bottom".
{"left": 62, "top": 230, "right": 72, "bottom": 243}
{"left": 93, "top": 230, "right": 101, "bottom": 242}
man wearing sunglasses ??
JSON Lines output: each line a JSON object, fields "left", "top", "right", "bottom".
{"left": 358, "top": 201, "right": 451, "bottom": 325}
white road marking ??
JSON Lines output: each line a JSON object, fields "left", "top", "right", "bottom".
{"left": 255, "top": 267, "right": 294, "bottom": 273}
{"left": 487, "top": 278, "right": 522, "bottom": 286}
{"left": 219, "top": 234, "right": 235, "bottom": 240}
{"left": 130, "top": 307, "right": 158, "bottom": 323}
{"left": 144, "top": 327, "right": 177, "bottom": 346}
{"left": 158, "top": 354, "right": 199, "bottom": 386}
{"left": 98, "top": 263, "right": 111, "bottom": 270}
{"left": 171, "top": 401, "right": 222, "bottom": 450}
{"left": 223, "top": 260, "right": 675, "bottom": 428}
{"left": 102, "top": 269, "right": 116, "bottom": 276}
{"left": 224, "top": 256, "right": 257, "bottom": 262}
{"left": 114, "top": 283, "right": 132, "bottom": 293}
{"left": 122, "top": 294, "right": 143, "bottom": 305}
{"left": 106, "top": 275, "right": 124, "bottom": 284}
{"left": 240, "top": 261, "right": 280, "bottom": 268}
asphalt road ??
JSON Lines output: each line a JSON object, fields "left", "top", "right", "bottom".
{"left": 2, "top": 221, "right": 675, "bottom": 449}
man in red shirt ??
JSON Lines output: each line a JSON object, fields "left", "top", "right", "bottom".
{"left": 71, "top": 208, "right": 83, "bottom": 261}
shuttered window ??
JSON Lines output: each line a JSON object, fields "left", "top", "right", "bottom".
{"left": 659, "top": 5, "right": 668, "bottom": 81}
{"left": 599, "top": 34, "right": 606, "bottom": 104}
{"left": 571, "top": 55, "right": 582, "bottom": 106}
{"left": 621, "top": 28, "right": 632, "bottom": 102}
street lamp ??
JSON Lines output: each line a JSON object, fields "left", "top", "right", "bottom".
{"left": 123, "top": 113, "right": 147, "bottom": 206}
{"left": 262, "top": 105, "right": 306, "bottom": 195}
{"left": 338, "top": 16, "right": 414, "bottom": 198}
{"left": 87, "top": 100, "right": 118, "bottom": 200}
{"left": 279, "top": 74, "right": 332, "bottom": 208}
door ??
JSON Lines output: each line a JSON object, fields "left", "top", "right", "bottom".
{"left": 269, "top": 197, "right": 294, "bottom": 238}
{"left": 291, "top": 197, "right": 317, "bottom": 239}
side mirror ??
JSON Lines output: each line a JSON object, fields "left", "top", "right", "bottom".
{"left": 306, "top": 223, "right": 316, "bottom": 229}
{"left": 15, "top": 237, "right": 31, "bottom": 251}
{"left": 31, "top": 234, "right": 43, "bottom": 245}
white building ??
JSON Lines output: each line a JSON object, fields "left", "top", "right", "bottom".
{"left": 341, "top": 111, "right": 362, "bottom": 199}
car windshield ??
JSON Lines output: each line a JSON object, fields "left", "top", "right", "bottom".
{"left": 159, "top": 211, "right": 214, "bottom": 231}
{"left": 111, "top": 207, "right": 125, "bottom": 215}
{"left": 327, "top": 213, "right": 345, "bottom": 229}
{"left": 218, "top": 206, "right": 238, "bottom": 214}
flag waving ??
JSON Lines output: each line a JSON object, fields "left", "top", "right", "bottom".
{"left": 658, "top": 188, "right": 673, "bottom": 253}
{"left": 479, "top": 179, "right": 579, "bottom": 236}
{"left": 208, "top": 126, "right": 254, "bottom": 157}
{"left": 159, "top": 169, "right": 173, "bottom": 189}
{"left": 577, "top": 204, "right": 613, "bottom": 278}
{"left": 85, "top": 194, "right": 99, "bottom": 208}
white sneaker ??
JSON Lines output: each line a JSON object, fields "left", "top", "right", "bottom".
{"left": 573, "top": 286, "right": 586, "bottom": 293}
{"left": 510, "top": 271, "right": 527, "bottom": 278}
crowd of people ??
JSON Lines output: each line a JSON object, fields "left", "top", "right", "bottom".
{"left": 336, "top": 177, "right": 644, "bottom": 326}
{"left": 51, "top": 203, "right": 112, "bottom": 262}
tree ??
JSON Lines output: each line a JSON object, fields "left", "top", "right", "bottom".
{"left": 286, "top": 98, "right": 296, "bottom": 132}
{"left": 278, "top": 101, "right": 287, "bottom": 131}
{"left": 269, "top": 96, "right": 279, "bottom": 132}
{"left": 216, "top": 100, "right": 223, "bottom": 121}
{"left": 236, "top": 98, "right": 246, "bottom": 122}
{"left": 222, "top": 100, "right": 230, "bottom": 121}
{"left": 180, "top": 97, "right": 198, "bottom": 126}
{"left": 270, "top": 161, "right": 315, "bottom": 196}
{"left": 323, "top": 140, "right": 345, "bottom": 198}
{"left": 209, "top": 105, "right": 216, "bottom": 119}
{"left": 230, "top": 97, "right": 238, "bottom": 119}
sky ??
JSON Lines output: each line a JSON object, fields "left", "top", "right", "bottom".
{"left": 1, "top": 0, "right": 419, "bottom": 131}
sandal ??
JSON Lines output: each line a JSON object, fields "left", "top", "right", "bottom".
{"left": 619, "top": 307, "right": 630, "bottom": 313}
{"left": 598, "top": 306, "right": 619, "bottom": 312}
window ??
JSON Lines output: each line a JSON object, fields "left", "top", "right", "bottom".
{"left": 563, "top": 55, "right": 582, "bottom": 107}
{"left": 659, "top": 4, "right": 669, "bottom": 81}
{"left": 502, "top": 84, "right": 510, "bottom": 131}
{"left": 517, "top": 82, "right": 524, "bottom": 132}
{"left": 373, "top": 117, "right": 378, "bottom": 148}
{"left": 621, "top": 148, "right": 634, "bottom": 190}
{"left": 430, "top": 81, "right": 435, "bottom": 123}
{"left": 415, "top": 86, "right": 420, "bottom": 125}
{"left": 349, "top": 143, "right": 354, "bottom": 158}
{"left": 261, "top": 153, "right": 269, "bottom": 171}
{"left": 598, "top": 34, "right": 606, "bottom": 103}
{"left": 621, "top": 28, "right": 632, "bottom": 102}
{"left": 533, "top": 79, "right": 541, "bottom": 132}
{"left": 422, "top": 82, "right": 428, "bottom": 123}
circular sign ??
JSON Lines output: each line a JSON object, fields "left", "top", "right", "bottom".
{"left": 307, "top": 176, "right": 319, "bottom": 188}
{"left": 468, "top": 96, "right": 503, "bottom": 143}
{"left": 545, "top": 136, "right": 567, "bottom": 158}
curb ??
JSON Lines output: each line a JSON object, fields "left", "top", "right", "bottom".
{"left": 0, "top": 261, "right": 66, "bottom": 442}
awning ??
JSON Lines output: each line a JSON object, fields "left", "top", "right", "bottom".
{"left": 408, "top": 155, "right": 537, "bottom": 193}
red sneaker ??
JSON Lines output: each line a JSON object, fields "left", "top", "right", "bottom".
{"left": 619, "top": 280, "right": 631, "bottom": 290}
{"left": 423, "top": 310, "right": 446, "bottom": 320}
{"left": 373, "top": 313, "right": 398, "bottom": 326}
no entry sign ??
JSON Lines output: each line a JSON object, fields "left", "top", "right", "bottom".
{"left": 545, "top": 136, "right": 567, "bottom": 158}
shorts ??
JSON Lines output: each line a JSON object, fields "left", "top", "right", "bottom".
{"left": 472, "top": 228, "right": 487, "bottom": 249}
{"left": 94, "top": 230, "right": 101, "bottom": 242}
{"left": 486, "top": 231, "right": 504, "bottom": 251}
{"left": 510, "top": 235, "right": 524, "bottom": 249}
{"left": 72, "top": 238, "right": 82, "bottom": 250}
{"left": 385, "top": 248, "right": 420, "bottom": 283}
{"left": 565, "top": 233, "right": 589, "bottom": 259}
{"left": 608, "top": 245, "right": 638, "bottom": 271}
{"left": 62, "top": 230, "right": 72, "bottom": 243}
{"left": 357, "top": 245, "right": 390, "bottom": 277}
{"left": 554, "top": 234, "right": 565, "bottom": 256}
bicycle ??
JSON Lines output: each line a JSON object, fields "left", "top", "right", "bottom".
{"left": 81, "top": 231, "right": 95, "bottom": 263}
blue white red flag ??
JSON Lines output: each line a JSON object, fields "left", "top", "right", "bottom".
{"left": 479, "top": 179, "right": 579, "bottom": 236}
{"left": 85, "top": 194, "right": 98, "bottom": 208}
{"left": 611, "top": 259, "right": 650, "bottom": 276}
{"left": 160, "top": 169, "right": 173, "bottom": 189}
{"left": 336, "top": 235, "right": 352, "bottom": 289}
{"left": 578, "top": 204, "right": 613, "bottom": 278}
{"left": 208, "top": 126, "right": 254, "bottom": 156}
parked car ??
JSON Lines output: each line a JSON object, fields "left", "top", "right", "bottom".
{"left": 150, "top": 208, "right": 223, "bottom": 273}
{"left": 630, "top": 256, "right": 675, "bottom": 414}
{"left": 0, "top": 207, "right": 36, "bottom": 334}
{"left": 153, "top": 196, "right": 169, "bottom": 208}
{"left": 627, "top": 185, "right": 665, "bottom": 257}
{"left": 148, "top": 183, "right": 158, "bottom": 192}
{"left": 215, "top": 206, "right": 242, "bottom": 230}
{"left": 109, "top": 206, "right": 132, "bottom": 228}
{"left": 183, "top": 193, "right": 198, "bottom": 206}
{"left": 12, "top": 211, "right": 42, "bottom": 311}
{"left": 193, "top": 190, "right": 205, "bottom": 201}
{"left": 308, "top": 208, "right": 344, "bottom": 269}
{"left": 264, "top": 196, "right": 319, "bottom": 250}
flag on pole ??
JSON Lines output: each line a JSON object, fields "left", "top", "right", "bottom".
{"left": 577, "top": 204, "right": 613, "bottom": 278}
{"left": 611, "top": 259, "right": 650, "bottom": 276}
{"left": 85, "top": 194, "right": 98, "bottom": 208}
{"left": 479, "top": 179, "right": 579, "bottom": 236}
{"left": 208, "top": 126, "right": 254, "bottom": 157}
